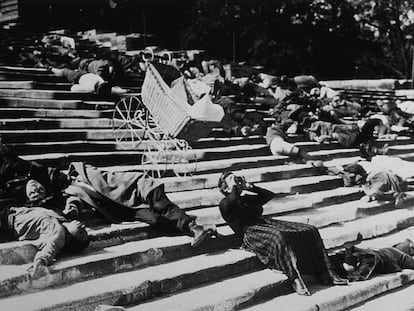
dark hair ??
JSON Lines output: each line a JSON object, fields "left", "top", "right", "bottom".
{"left": 342, "top": 163, "right": 368, "bottom": 187}
{"left": 95, "top": 81, "right": 112, "bottom": 96}
{"left": 218, "top": 171, "right": 233, "bottom": 195}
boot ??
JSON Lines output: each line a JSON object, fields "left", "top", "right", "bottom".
{"left": 188, "top": 220, "right": 215, "bottom": 247}
{"left": 320, "top": 269, "right": 349, "bottom": 286}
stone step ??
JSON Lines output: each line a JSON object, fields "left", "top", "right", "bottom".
{"left": 242, "top": 227, "right": 414, "bottom": 311}
{"left": 0, "top": 80, "right": 33, "bottom": 89}
{"left": 12, "top": 144, "right": 272, "bottom": 168}
{"left": 1, "top": 123, "right": 408, "bottom": 151}
{"left": 0, "top": 129, "right": 119, "bottom": 143}
{"left": 0, "top": 186, "right": 364, "bottom": 264}
{"left": 0, "top": 97, "right": 115, "bottom": 109}
{"left": 0, "top": 125, "right": 261, "bottom": 143}
{"left": 3, "top": 210, "right": 414, "bottom": 311}
{"left": 0, "top": 66, "right": 53, "bottom": 74}
{"left": 0, "top": 70, "right": 67, "bottom": 83}
{"left": 123, "top": 210, "right": 414, "bottom": 311}
{"left": 347, "top": 282, "right": 414, "bottom": 311}
{"left": 104, "top": 145, "right": 414, "bottom": 183}
{"left": 0, "top": 88, "right": 124, "bottom": 101}
{"left": 1, "top": 139, "right": 411, "bottom": 184}
{"left": 33, "top": 82, "right": 73, "bottom": 91}
{"left": 0, "top": 118, "right": 116, "bottom": 130}
{"left": 276, "top": 191, "right": 414, "bottom": 229}
{"left": 242, "top": 271, "right": 414, "bottom": 311}
{"left": 189, "top": 188, "right": 414, "bottom": 231}
{"left": 11, "top": 141, "right": 414, "bottom": 172}
{"left": 125, "top": 270, "right": 287, "bottom": 311}
{"left": 5, "top": 138, "right": 273, "bottom": 161}
{"left": 162, "top": 161, "right": 329, "bottom": 192}
{"left": 0, "top": 262, "right": 279, "bottom": 311}
{"left": 0, "top": 238, "right": 256, "bottom": 299}
{"left": 170, "top": 175, "right": 345, "bottom": 209}
{"left": 320, "top": 208, "right": 414, "bottom": 249}
{"left": 0, "top": 183, "right": 407, "bottom": 274}
{"left": 0, "top": 108, "right": 113, "bottom": 118}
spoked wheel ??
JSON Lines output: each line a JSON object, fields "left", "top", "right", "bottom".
{"left": 112, "top": 95, "right": 149, "bottom": 149}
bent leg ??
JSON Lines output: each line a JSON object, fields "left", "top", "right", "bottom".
{"left": 145, "top": 185, "right": 194, "bottom": 233}
{"left": 396, "top": 249, "right": 414, "bottom": 270}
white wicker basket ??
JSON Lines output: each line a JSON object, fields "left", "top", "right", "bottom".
{"left": 141, "top": 63, "right": 218, "bottom": 141}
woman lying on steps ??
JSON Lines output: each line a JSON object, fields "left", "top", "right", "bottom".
{"left": 217, "top": 172, "right": 348, "bottom": 296}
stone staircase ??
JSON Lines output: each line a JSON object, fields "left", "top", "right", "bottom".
{"left": 1, "top": 66, "right": 414, "bottom": 311}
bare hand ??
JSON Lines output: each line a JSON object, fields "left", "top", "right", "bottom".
{"left": 28, "top": 259, "right": 48, "bottom": 278}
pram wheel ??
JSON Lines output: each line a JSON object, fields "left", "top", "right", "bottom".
{"left": 112, "top": 95, "right": 149, "bottom": 149}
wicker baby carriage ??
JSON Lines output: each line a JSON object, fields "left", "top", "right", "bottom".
{"left": 141, "top": 62, "right": 222, "bottom": 141}
{"left": 113, "top": 62, "right": 224, "bottom": 177}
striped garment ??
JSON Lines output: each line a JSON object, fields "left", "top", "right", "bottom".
{"left": 242, "top": 218, "right": 332, "bottom": 280}
{"left": 219, "top": 185, "right": 335, "bottom": 284}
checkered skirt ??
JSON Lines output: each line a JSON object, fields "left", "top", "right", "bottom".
{"left": 242, "top": 218, "right": 331, "bottom": 280}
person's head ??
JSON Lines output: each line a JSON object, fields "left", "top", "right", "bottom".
{"left": 342, "top": 246, "right": 358, "bottom": 273}
{"left": 342, "top": 163, "right": 368, "bottom": 186}
{"left": 26, "top": 179, "right": 47, "bottom": 202}
{"left": 62, "top": 220, "right": 90, "bottom": 253}
{"left": 331, "top": 95, "right": 342, "bottom": 106}
{"left": 218, "top": 171, "right": 245, "bottom": 195}
{"left": 363, "top": 171, "right": 406, "bottom": 201}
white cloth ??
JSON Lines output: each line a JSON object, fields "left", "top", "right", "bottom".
{"left": 189, "top": 94, "right": 224, "bottom": 122}
{"left": 71, "top": 73, "right": 104, "bottom": 92}
{"left": 358, "top": 155, "right": 414, "bottom": 180}
{"left": 269, "top": 135, "right": 295, "bottom": 156}
{"left": 397, "top": 100, "right": 414, "bottom": 115}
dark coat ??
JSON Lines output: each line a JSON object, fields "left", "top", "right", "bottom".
{"left": 344, "top": 245, "right": 414, "bottom": 281}
{"left": 64, "top": 162, "right": 161, "bottom": 223}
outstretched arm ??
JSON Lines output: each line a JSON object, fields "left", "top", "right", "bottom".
{"left": 28, "top": 218, "right": 66, "bottom": 278}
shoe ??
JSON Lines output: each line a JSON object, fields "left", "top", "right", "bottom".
{"left": 320, "top": 272, "right": 349, "bottom": 286}
{"left": 307, "top": 160, "right": 327, "bottom": 173}
{"left": 188, "top": 221, "right": 215, "bottom": 247}
{"left": 111, "top": 86, "right": 128, "bottom": 95}
{"left": 292, "top": 277, "right": 311, "bottom": 296}
{"left": 331, "top": 276, "right": 349, "bottom": 285}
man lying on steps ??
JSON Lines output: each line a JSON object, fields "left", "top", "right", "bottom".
{"left": 0, "top": 143, "right": 214, "bottom": 248}
{"left": 338, "top": 239, "right": 414, "bottom": 281}
{"left": 0, "top": 205, "right": 90, "bottom": 278}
